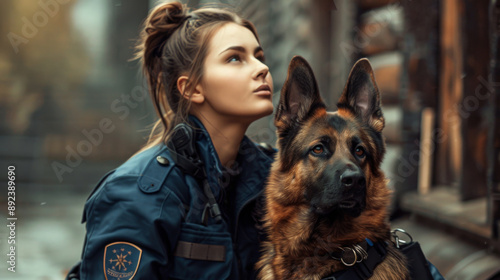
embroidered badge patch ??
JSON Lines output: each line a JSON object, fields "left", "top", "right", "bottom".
{"left": 103, "top": 242, "right": 142, "bottom": 280}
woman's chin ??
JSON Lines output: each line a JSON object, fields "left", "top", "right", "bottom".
{"left": 234, "top": 108, "right": 274, "bottom": 125}
{"left": 255, "top": 104, "right": 274, "bottom": 119}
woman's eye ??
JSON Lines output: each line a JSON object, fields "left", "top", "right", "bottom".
{"left": 355, "top": 146, "right": 365, "bottom": 158}
{"left": 228, "top": 55, "right": 241, "bottom": 63}
{"left": 311, "top": 145, "right": 325, "bottom": 155}
{"left": 256, "top": 54, "right": 265, "bottom": 63}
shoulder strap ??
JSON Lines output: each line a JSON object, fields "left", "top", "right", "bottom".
{"left": 167, "top": 123, "right": 206, "bottom": 180}
{"left": 137, "top": 147, "right": 175, "bottom": 194}
{"left": 167, "top": 123, "right": 222, "bottom": 224}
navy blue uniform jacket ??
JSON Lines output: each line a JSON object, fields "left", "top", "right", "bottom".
{"left": 79, "top": 117, "right": 273, "bottom": 279}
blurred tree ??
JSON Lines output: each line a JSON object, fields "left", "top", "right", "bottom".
{"left": 1, "top": 0, "right": 90, "bottom": 135}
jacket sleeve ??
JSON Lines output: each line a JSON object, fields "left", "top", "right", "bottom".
{"left": 428, "top": 261, "right": 445, "bottom": 280}
{"left": 79, "top": 176, "right": 184, "bottom": 279}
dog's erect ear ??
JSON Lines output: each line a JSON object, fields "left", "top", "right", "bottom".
{"left": 337, "top": 58, "right": 384, "bottom": 132}
{"left": 275, "top": 56, "right": 326, "bottom": 129}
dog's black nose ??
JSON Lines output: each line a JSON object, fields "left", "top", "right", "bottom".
{"left": 340, "top": 170, "right": 365, "bottom": 188}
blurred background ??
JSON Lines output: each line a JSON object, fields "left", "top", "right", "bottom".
{"left": 0, "top": 0, "right": 499, "bottom": 279}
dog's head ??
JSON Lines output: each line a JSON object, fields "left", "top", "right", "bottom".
{"left": 274, "top": 56, "right": 385, "bottom": 218}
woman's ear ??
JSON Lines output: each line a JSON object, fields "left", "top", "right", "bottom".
{"left": 177, "top": 75, "right": 204, "bottom": 104}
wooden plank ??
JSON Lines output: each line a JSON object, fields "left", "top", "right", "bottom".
{"left": 401, "top": 188, "right": 490, "bottom": 239}
{"left": 369, "top": 52, "right": 403, "bottom": 106}
{"left": 437, "top": 0, "right": 463, "bottom": 187}
{"left": 459, "top": 0, "right": 490, "bottom": 200}
{"left": 329, "top": 0, "right": 356, "bottom": 106}
{"left": 488, "top": 0, "right": 500, "bottom": 243}
{"left": 359, "top": 5, "right": 402, "bottom": 56}
{"left": 418, "top": 108, "right": 435, "bottom": 195}
{"left": 356, "top": 0, "right": 400, "bottom": 10}
{"left": 400, "top": 0, "right": 440, "bottom": 108}
{"left": 398, "top": 0, "right": 439, "bottom": 194}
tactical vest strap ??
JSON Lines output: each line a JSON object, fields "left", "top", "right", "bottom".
{"left": 167, "top": 123, "right": 222, "bottom": 224}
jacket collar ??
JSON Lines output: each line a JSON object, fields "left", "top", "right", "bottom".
{"left": 188, "top": 115, "right": 273, "bottom": 209}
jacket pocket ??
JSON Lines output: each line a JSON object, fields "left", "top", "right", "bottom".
{"left": 170, "top": 223, "right": 233, "bottom": 280}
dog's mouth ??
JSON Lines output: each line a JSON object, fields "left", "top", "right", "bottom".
{"left": 339, "top": 200, "right": 357, "bottom": 209}
{"left": 338, "top": 197, "right": 365, "bottom": 217}
{"left": 312, "top": 195, "right": 366, "bottom": 217}
{"left": 313, "top": 199, "right": 364, "bottom": 217}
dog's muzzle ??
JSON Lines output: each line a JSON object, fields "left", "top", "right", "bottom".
{"left": 337, "top": 169, "right": 366, "bottom": 216}
{"left": 311, "top": 169, "right": 367, "bottom": 217}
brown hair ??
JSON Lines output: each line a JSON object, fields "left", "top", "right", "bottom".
{"left": 135, "top": 1, "right": 260, "bottom": 150}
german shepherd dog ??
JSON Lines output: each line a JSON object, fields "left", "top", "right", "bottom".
{"left": 257, "top": 56, "right": 409, "bottom": 280}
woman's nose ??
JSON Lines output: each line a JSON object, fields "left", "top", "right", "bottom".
{"left": 254, "top": 60, "right": 270, "bottom": 80}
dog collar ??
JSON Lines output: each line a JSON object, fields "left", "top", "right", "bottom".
{"left": 329, "top": 238, "right": 371, "bottom": 266}
{"left": 326, "top": 239, "right": 388, "bottom": 279}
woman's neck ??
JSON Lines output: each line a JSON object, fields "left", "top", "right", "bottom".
{"left": 195, "top": 114, "right": 249, "bottom": 167}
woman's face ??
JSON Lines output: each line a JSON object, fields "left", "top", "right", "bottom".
{"left": 197, "top": 23, "right": 274, "bottom": 124}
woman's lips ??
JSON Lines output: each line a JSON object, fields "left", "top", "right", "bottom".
{"left": 254, "top": 84, "right": 272, "bottom": 96}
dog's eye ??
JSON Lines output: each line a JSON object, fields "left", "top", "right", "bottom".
{"left": 311, "top": 145, "right": 325, "bottom": 155}
{"left": 355, "top": 146, "right": 365, "bottom": 158}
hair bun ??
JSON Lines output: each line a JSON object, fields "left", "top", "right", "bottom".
{"left": 146, "top": 2, "right": 188, "bottom": 36}
{"left": 140, "top": 1, "right": 190, "bottom": 61}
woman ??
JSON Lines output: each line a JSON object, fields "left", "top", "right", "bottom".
{"left": 72, "top": 2, "right": 274, "bottom": 279}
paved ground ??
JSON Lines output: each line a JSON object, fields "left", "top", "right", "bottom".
{"left": 0, "top": 190, "right": 499, "bottom": 280}
{"left": 0, "top": 190, "right": 87, "bottom": 280}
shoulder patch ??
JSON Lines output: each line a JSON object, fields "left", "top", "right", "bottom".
{"left": 104, "top": 242, "right": 142, "bottom": 280}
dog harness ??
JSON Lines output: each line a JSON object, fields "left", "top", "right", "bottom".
{"left": 321, "top": 239, "right": 388, "bottom": 280}
{"left": 321, "top": 230, "right": 442, "bottom": 280}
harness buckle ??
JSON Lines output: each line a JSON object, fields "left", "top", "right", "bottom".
{"left": 391, "top": 228, "right": 413, "bottom": 248}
